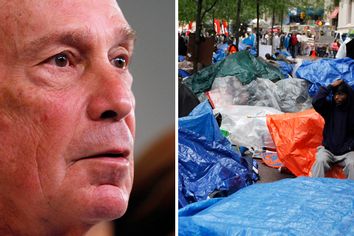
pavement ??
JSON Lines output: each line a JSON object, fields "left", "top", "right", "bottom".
{"left": 255, "top": 159, "right": 295, "bottom": 183}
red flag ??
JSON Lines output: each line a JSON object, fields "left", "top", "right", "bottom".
{"left": 222, "top": 20, "right": 228, "bottom": 36}
{"left": 214, "top": 19, "right": 220, "bottom": 35}
{"left": 186, "top": 21, "right": 193, "bottom": 36}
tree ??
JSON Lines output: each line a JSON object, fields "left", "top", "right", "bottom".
{"left": 256, "top": 0, "right": 260, "bottom": 57}
{"left": 179, "top": 0, "right": 219, "bottom": 72}
{"left": 178, "top": 0, "right": 325, "bottom": 64}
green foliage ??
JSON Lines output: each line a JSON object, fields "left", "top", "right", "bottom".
{"left": 178, "top": 0, "right": 325, "bottom": 28}
{"left": 178, "top": 0, "right": 196, "bottom": 23}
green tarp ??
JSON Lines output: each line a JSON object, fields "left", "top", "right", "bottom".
{"left": 185, "top": 50, "right": 285, "bottom": 95}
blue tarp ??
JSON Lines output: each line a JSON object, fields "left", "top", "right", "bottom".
{"left": 178, "top": 69, "right": 190, "bottom": 78}
{"left": 179, "top": 177, "right": 354, "bottom": 236}
{"left": 213, "top": 48, "right": 227, "bottom": 63}
{"left": 178, "top": 101, "right": 252, "bottom": 208}
{"left": 277, "top": 49, "right": 291, "bottom": 57}
{"left": 276, "top": 60, "right": 294, "bottom": 78}
{"left": 242, "top": 34, "right": 255, "bottom": 47}
{"left": 238, "top": 42, "right": 248, "bottom": 51}
{"left": 295, "top": 57, "right": 354, "bottom": 96}
{"left": 218, "top": 42, "right": 228, "bottom": 51}
{"left": 179, "top": 101, "right": 226, "bottom": 144}
{"left": 178, "top": 55, "right": 185, "bottom": 62}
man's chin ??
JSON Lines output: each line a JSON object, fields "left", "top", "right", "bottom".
{"left": 87, "top": 185, "right": 131, "bottom": 221}
{"left": 335, "top": 102, "right": 345, "bottom": 107}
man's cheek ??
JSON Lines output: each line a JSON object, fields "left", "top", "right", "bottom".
{"left": 125, "top": 111, "right": 135, "bottom": 139}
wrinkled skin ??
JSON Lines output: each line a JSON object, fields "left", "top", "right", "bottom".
{"left": 0, "top": 0, "right": 135, "bottom": 235}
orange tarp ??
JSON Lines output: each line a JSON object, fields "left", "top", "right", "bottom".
{"left": 266, "top": 109, "right": 345, "bottom": 178}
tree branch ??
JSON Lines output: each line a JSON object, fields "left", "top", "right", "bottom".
{"left": 201, "top": 0, "right": 218, "bottom": 21}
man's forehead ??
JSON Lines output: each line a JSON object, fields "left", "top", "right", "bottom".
{"left": 0, "top": 0, "right": 132, "bottom": 40}
{"left": 0, "top": 0, "right": 124, "bottom": 24}
{"left": 0, "top": 0, "right": 136, "bottom": 63}
{"left": 335, "top": 91, "right": 348, "bottom": 96}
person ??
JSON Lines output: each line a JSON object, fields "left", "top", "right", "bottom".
{"left": 331, "top": 39, "right": 340, "bottom": 58}
{"left": 265, "top": 53, "right": 276, "bottom": 61}
{"left": 0, "top": 0, "right": 136, "bottom": 235}
{"left": 274, "top": 52, "right": 296, "bottom": 64}
{"left": 284, "top": 33, "right": 291, "bottom": 52}
{"left": 290, "top": 33, "right": 298, "bottom": 58}
{"left": 227, "top": 39, "right": 237, "bottom": 55}
{"left": 273, "top": 33, "right": 280, "bottom": 51}
{"left": 279, "top": 32, "right": 285, "bottom": 49}
{"left": 178, "top": 33, "right": 188, "bottom": 56}
{"left": 311, "top": 80, "right": 354, "bottom": 179}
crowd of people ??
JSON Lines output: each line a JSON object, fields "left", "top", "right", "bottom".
{"left": 178, "top": 27, "right": 351, "bottom": 61}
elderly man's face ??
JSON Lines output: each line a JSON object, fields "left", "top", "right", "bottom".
{"left": 0, "top": 0, "right": 135, "bottom": 233}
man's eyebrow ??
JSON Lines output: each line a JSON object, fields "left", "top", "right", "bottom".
{"left": 117, "top": 25, "right": 137, "bottom": 43}
{"left": 23, "top": 25, "right": 136, "bottom": 57}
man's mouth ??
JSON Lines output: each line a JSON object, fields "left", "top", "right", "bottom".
{"left": 86, "top": 152, "right": 125, "bottom": 158}
{"left": 335, "top": 101, "right": 344, "bottom": 106}
{"left": 78, "top": 149, "right": 130, "bottom": 161}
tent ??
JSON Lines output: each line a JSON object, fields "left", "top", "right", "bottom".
{"left": 184, "top": 50, "right": 284, "bottom": 96}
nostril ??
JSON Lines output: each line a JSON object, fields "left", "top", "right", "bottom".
{"left": 100, "top": 110, "right": 118, "bottom": 120}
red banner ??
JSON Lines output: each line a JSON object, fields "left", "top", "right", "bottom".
{"left": 222, "top": 20, "right": 229, "bottom": 36}
{"left": 214, "top": 19, "right": 220, "bottom": 35}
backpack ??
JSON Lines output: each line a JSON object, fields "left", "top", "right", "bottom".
{"left": 291, "top": 35, "right": 298, "bottom": 46}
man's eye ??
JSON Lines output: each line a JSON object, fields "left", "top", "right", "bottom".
{"left": 47, "top": 53, "right": 69, "bottom": 67}
{"left": 54, "top": 53, "right": 69, "bottom": 67}
{"left": 111, "top": 56, "right": 127, "bottom": 69}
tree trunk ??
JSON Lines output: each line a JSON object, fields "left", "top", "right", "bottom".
{"left": 271, "top": 5, "right": 275, "bottom": 53}
{"left": 193, "top": 0, "right": 203, "bottom": 73}
{"left": 212, "top": 11, "right": 216, "bottom": 36}
{"left": 280, "top": 8, "right": 283, "bottom": 32}
{"left": 235, "top": 0, "right": 242, "bottom": 51}
{"left": 256, "top": 0, "right": 260, "bottom": 57}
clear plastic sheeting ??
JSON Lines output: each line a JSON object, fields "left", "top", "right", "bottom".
{"left": 210, "top": 76, "right": 280, "bottom": 109}
{"left": 215, "top": 105, "right": 282, "bottom": 149}
{"left": 179, "top": 101, "right": 252, "bottom": 208}
{"left": 179, "top": 177, "right": 354, "bottom": 236}
{"left": 208, "top": 76, "right": 312, "bottom": 113}
{"left": 295, "top": 57, "right": 354, "bottom": 96}
{"left": 276, "top": 78, "right": 313, "bottom": 112}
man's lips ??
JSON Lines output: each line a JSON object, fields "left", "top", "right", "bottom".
{"left": 77, "top": 149, "right": 130, "bottom": 161}
{"left": 72, "top": 148, "right": 132, "bottom": 187}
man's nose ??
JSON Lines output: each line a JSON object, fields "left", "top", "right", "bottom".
{"left": 86, "top": 65, "right": 134, "bottom": 122}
